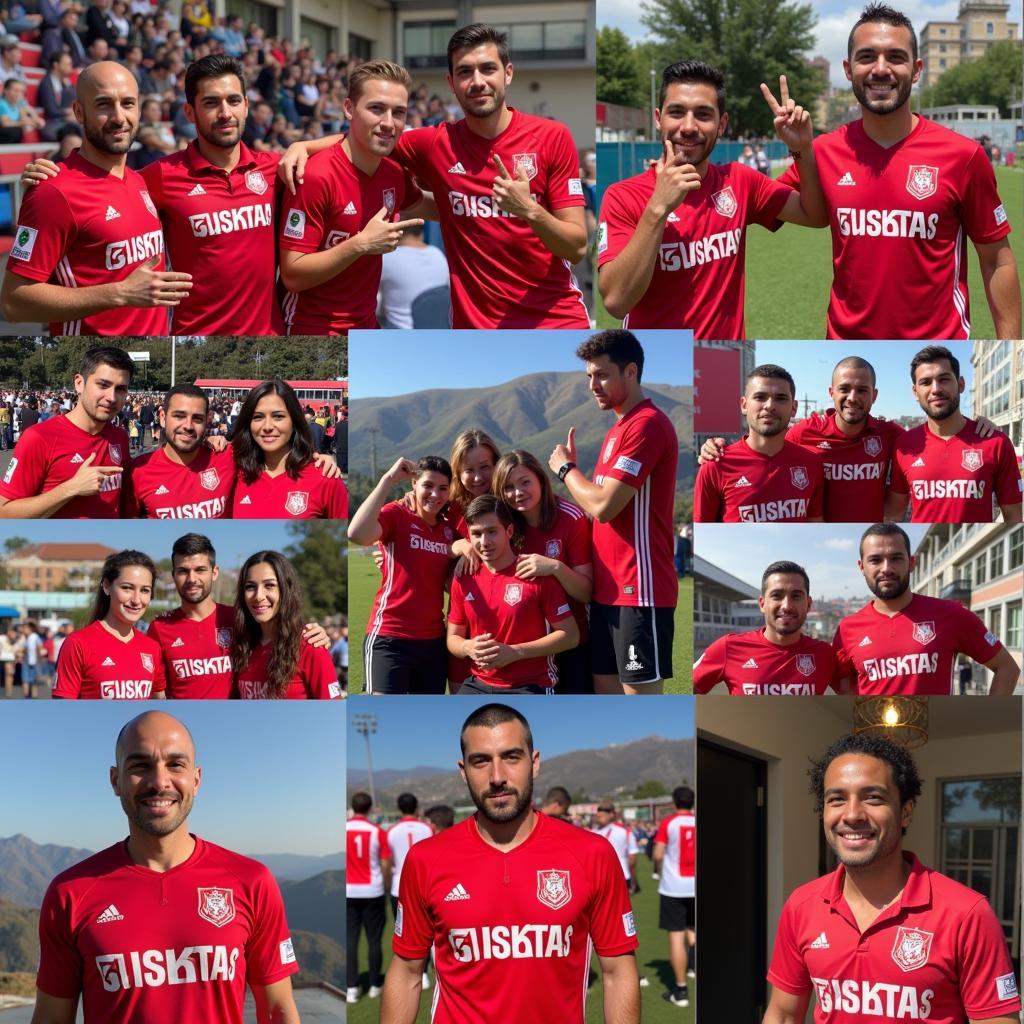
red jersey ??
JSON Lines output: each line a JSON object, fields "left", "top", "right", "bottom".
{"left": 347, "top": 815, "right": 389, "bottom": 898}
{"left": 768, "top": 852, "right": 1021, "bottom": 1024}
{"left": 597, "top": 161, "right": 790, "bottom": 337}
{"left": 591, "top": 398, "right": 679, "bottom": 607}
{"left": 0, "top": 415, "right": 128, "bottom": 518}
{"left": 231, "top": 462, "right": 347, "bottom": 519}
{"left": 592, "top": 821, "right": 638, "bottom": 880}
{"left": 694, "top": 437, "right": 825, "bottom": 523}
{"left": 693, "top": 629, "right": 839, "bottom": 695}
{"left": 890, "top": 420, "right": 1022, "bottom": 523}
{"left": 448, "top": 563, "right": 574, "bottom": 689}
{"left": 387, "top": 817, "right": 434, "bottom": 897}
{"left": 777, "top": 117, "right": 1011, "bottom": 339}
{"left": 278, "top": 143, "right": 420, "bottom": 333}
{"left": 123, "top": 445, "right": 234, "bottom": 519}
{"left": 522, "top": 499, "right": 592, "bottom": 641}
{"left": 786, "top": 411, "right": 905, "bottom": 522}
{"left": 53, "top": 620, "right": 164, "bottom": 700}
{"left": 8, "top": 149, "right": 167, "bottom": 336}
{"left": 234, "top": 636, "right": 340, "bottom": 700}
{"left": 394, "top": 813, "right": 638, "bottom": 1024}
{"left": 37, "top": 836, "right": 299, "bottom": 1024}
{"left": 395, "top": 110, "right": 590, "bottom": 329}
{"left": 141, "top": 143, "right": 283, "bottom": 335}
{"left": 833, "top": 593, "right": 1004, "bottom": 695}
{"left": 146, "top": 603, "right": 235, "bottom": 699}
{"left": 654, "top": 810, "right": 695, "bottom": 898}
{"left": 367, "top": 502, "right": 454, "bottom": 642}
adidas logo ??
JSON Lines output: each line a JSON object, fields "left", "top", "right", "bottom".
{"left": 666, "top": 212, "right": 680, "bottom": 222}
{"left": 817, "top": 441, "right": 832, "bottom": 450}
{"left": 187, "top": 183, "right": 206, "bottom": 196}
{"left": 102, "top": 656, "right": 116, "bottom": 666}
{"left": 465, "top": 592, "right": 474, "bottom": 601}
{"left": 154, "top": 484, "right": 170, "bottom": 495}
{"left": 105, "top": 205, "right": 120, "bottom": 221}
{"left": 448, "top": 161, "right": 466, "bottom": 174}
{"left": 837, "top": 172, "right": 856, "bottom": 186}
{"left": 96, "top": 904, "right": 124, "bottom": 923}
{"left": 858, "top": 635, "right": 872, "bottom": 647}
{"left": 444, "top": 883, "right": 471, "bottom": 901}
{"left": 912, "top": 457, "right": 926, "bottom": 467}
{"left": 735, "top": 475, "right": 752, "bottom": 488}
{"left": 240, "top": 495, "right": 252, "bottom": 504}
{"left": 171, "top": 637, "right": 185, "bottom": 648}
{"left": 70, "top": 453, "right": 84, "bottom": 464}
{"left": 810, "top": 931, "right": 829, "bottom": 949}
{"left": 742, "top": 657, "right": 759, "bottom": 668}
{"left": 343, "top": 201, "right": 357, "bottom": 215}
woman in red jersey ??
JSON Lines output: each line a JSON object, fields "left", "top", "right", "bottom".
{"left": 492, "top": 449, "right": 594, "bottom": 694}
{"left": 231, "top": 550, "right": 341, "bottom": 700}
{"left": 230, "top": 379, "right": 347, "bottom": 519}
{"left": 53, "top": 550, "right": 165, "bottom": 700}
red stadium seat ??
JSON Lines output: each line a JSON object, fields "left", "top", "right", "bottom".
{"left": 20, "top": 43, "right": 41, "bottom": 68}
{"left": 20, "top": 126, "right": 39, "bottom": 144}
{"left": 24, "top": 67, "right": 44, "bottom": 82}
{"left": 24, "top": 82, "right": 38, "bottom": 105}
{"left": 18, "top": 31, "right": 38, "bottom": 44}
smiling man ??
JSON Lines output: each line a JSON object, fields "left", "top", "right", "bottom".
{"left": 32, "top": 711, "right": 300, "bottom": 1024}
{"left": 763, "top": 733, "right": 1021, "bottom": 1024}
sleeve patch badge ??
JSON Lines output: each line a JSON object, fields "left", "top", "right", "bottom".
{"left": 996, "top": 972, "right": 1017, "bottom": 999}
{"left": 623, "top": 911, "right": 636, "bottom": 937}
{"left": 568, "top": 177, "right": 583, "bottom": 196}
{"left": 283, "top": 209, "right": 306, "bottom": 239}
{"left": 10, "top": 225, "right": 37, "bottom": 262}
{"left": 613, "top": 455, "right": 642, "bottom": 476}
{"left": 279, "top": 938, "right": 296, "bottom": 965}
{"left": 994, "top": 204, "right": 1007, "bottom": 226}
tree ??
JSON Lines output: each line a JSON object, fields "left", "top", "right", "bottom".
{"left": 3, "top": 537, "right": 28, "bottom": 554}
{"left": 921, "top": 40, "right": 1023, "bottom": 117}
{"left": 633, "top": 779, "right": 668, "bottom": 799}
{"left": 597, "top": 26, "right": 647, "bottom": 106}
{"left": 640, "top": 0, "right": 825, "bottom": 137}
{"left": 285, "top": 521, "right": 347, "bottom": 622}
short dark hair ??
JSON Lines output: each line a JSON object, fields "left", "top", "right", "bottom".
{"left": 543, "top": 785, "right": 571, "bottom": 810}
{"left": 416, "top": 455, "right": 452, "bottom": 481}
{"left": 460, "top": 702, "right": 533, "bottom": 757}
{"left": 746, "top": 363, "right": 795, "bottom": 399}
{"left": 859, "top": 522, "right": 912, "bottom": 558}
{"left": 184, "top": 53, "right": 245, "bottom": 105}
{"left": 397, "top": 792, "right": 418, "bottom": 815}
{"left": 576, "top": 329, "right": 645, "bottom": 381}
{"left": 464, "top": 493, "right": 514, "bottom": 529}
{"left": 848, "top": 4, "right": 918, "bottom": 61}
{"left": 660, "top": 59, "right": 726, "bottom": 114}
{"left": 673, "top": 786, "right": 695, "bottom": 810}
{"left": 761, "top": 560, "right": 810, "bottom": 594}
{"left": 809, "top": 733, "right": 922, "bottom": 825}
{"left": 80, "top": 346, "right": 135, "bottom": 382}
{"left": 910, "top": 345, "right": 959, "bottom": 382}
{"left": 171, "top": 532, "right": 217, "bottom": 567}
{"left": 447, "top": 23, "right": 509, "bottom": 74}
{"left": 164, "top": 383, "right": 209, "bottom": 415}
{"left": 832, "top": 356, "right": 877, "bottom": 388}
{"left": 351, "top": 791, "right": 372, "bottom": 814}
{"left": 425, "top": 804, "right": 455, "bottom": 830}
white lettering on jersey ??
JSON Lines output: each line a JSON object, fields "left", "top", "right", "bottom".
{"left": 835, "top": 208, "right": 939, "bottom": 239}
{"left": 105, "top": 231, "right": 164, "bottom": 271}
{"left": 911, "top": 480, "right": 985, "bottom": 500}
{"left": 448, "top": 191, "right": 536, "bottom": 218}
{"left": 153, "top": 497, "right": 226, "bottom": 519}
{"left": 657, "top": 228, "right": 741, "bottom": 271}
{"left": 824, "top": 463, "right": 883, "bottom": 481}
{"left": 448, "top": 924, "right": 573, "bottom": 962}
{"left": 99, "top": 680, "right": 154, "bottom": 699}
{"left": 409, "top": 534, "right": 451, "bottom": 555}
{"left": 171, "top": 656, "right": 232, "bottom": 679}
{"left": 810, "top": 978, "right": 933, "bottom": 1018}
{"left": 237, "top": 680, "right": 271, "bottom": 699}
{"left": 96, "top": 946, "right": 240, "bottom": 991}
{"left": 863, "top": 654, "right": 940, "bottom": 681}
{"left": 737, "top": 499, "right": 809, "bottom": 522}
{"left": 188, "top": 203, "right": 274, "bottom": 238}
{"left": 740, "top": 682, "right": 815, "bottom": 695}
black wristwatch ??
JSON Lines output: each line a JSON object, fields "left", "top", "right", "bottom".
{"left": 557, "top": 461, "right": 576, "bottom": 481}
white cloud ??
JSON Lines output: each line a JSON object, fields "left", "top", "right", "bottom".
{"left": 821, "top": 537, "right": 856, "bottom": 551}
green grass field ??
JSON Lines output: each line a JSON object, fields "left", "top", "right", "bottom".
{"left": 346, "top": 869, "right": 696, "bottom": 1024}
{"left": 597, "top": 165, "right": 1023, "bottom": 339}
{"left": 348, "top": 553, "right": 693, "bottom": 695}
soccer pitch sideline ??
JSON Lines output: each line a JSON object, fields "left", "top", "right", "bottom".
{"left": 347, "top": 551, "right": 694, "bottom": 695}
{"left": 345, "top": 866, "right": 696, "bottom": 1024}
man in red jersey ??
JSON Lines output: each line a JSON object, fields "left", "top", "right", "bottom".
{"left": 447, "top": 495, "right": 579, "bottom": 694}
{"left": 654, "top": 786, "right": 696, "bottom": 1009}
{"left": 1, "top": 62, "right": 191, "bottom": 335}
{"left": 347, "top": 791, "right": 391, "bottom": 1005}
{"left": 279, "top": 60, "right": 426, "bottom": 334}
{"left": 549, "top": 331, "right": 679, "bottom": 694}
{"left": 598, "top": 61, "right": 826, "bottom": 338}
{"left": 694, "top": 560, "right": 839, "bottom": 695}
{"left": 774, "top": 4, "right": 1020, "bottom": 340}
{"left": 886, "top": 346, "right": 1022, "bottom": 524}
{"left": 0, "top": 346, "right": 130, "bottom": 519}
{"left": 381, "top": 703, "right": 640, "bottom": 1023}
{"left": 833, "top": 523, "right": 1020, "bottom": 695}
{"left": 33, "top": 710, "right": 299, "bottom": 1024}
{"left": 764, "top": 733, "right": 1020, "bottom": 1024}
{"left": 393, "top": 24, "right": 589, "bottom": 329}
{"left": 694, "top": 363, "right": 825, "bottom": 524}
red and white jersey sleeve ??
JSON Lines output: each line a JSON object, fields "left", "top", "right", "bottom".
{"left": 235, "top": 637, "right": 341, "bottom": 700}
{"left": 125, "top": 445, "right": 235, "bottom": 519}
{"left": 346, "top": 816, "right": 389, "bottom": 898}
{"left": 654, "top": 811, "right": 695, "bottom": 897}
{"left": 693, "top": 629, "right": 838, "bottom": 695}
{"left": 53, "top": 620, "right": 165, "bottom": 699}
{"left": 231, "top": 461, "right": 347, "bottom": 519}
{"left": 147, "top": 603, "right": 235, "bottom": 699}
{"left": 597, "top": 161, "right": 790, "bottom": 337}
{"left": 395, "top": 111, "right": 590, "bottom": 329}
{"left": 591, "top": 399, "right": 679, "bottom": 607}
{"left": 394, "top": 814, "right": 637, "bottom": 1024}
{"left": 387, "top": 818, "right": 434, "bottom": 897}
{"left": 592, "top": 821, "right": 638, "bottom": 879}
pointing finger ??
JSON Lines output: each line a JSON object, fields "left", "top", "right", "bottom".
{"left": 392, "top": 218, "right": 425, "bottom": 230}
{"left": 492, "top": 154, "right": 511, "bottom": 179}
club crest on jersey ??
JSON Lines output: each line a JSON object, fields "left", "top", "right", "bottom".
{"left": 906, "top": 165, "right": 938, "bottom": 200}
{"left": 107, "top": 444, "right": 122, "bottom": 465}
{"left": 245, "top": 170, "right": 268, "bottom": 195}
{"left": 197, "top": 886, "right": 236, "bottom": 927}
{"left": 891, "top": 926, "right": 933, "bottom": 972}
{"left": 712, "top": 186, "right": 737, "bottom": 218}
{"left": 504, "top": 584, "right": 523, "bottom": 607}
{"left": 795, "top": 654, "right": 816, "bottom": 677}
{"left": 285, "top": 491, "right": 309, "bottom": 516}
{"left": 961, "top": 449, "right": 983, "bottom": 472}
{"left": 863, "top": 436, "right": 883, "bottom": 457}
{"left": 603, "top": 438, "right": 616, "bottom": 462}
{"left": 140, "top": 190, "right": 158, "bottom": 218}
{"left": 383, "top": 188, "right": 396, "bottom": 213}
{"left": 140, "top": 653, "right": 154, "bottom": 673}
{"left": 790, "top": 466, "right": 809, "bottom": 490}
{"left": 912, "top": 621, "right": 936, "bottom": 645}
{"left": 200, "top": 468, "right": 221, "bottom": 491}
{"left": 545, "top": 540, "right": 562, "bottom": 558}
{"left": 513, "top": 152, "right": 538, "bottom": 181}
{"left": 216, "top": 627, "right": 232, "bottom": 648}
{"left": 536, "top": 869, "right": 571, "bottom": 910}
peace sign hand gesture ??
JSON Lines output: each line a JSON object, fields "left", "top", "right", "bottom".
{"left": 760, "top": 75, "right": 813, "bottom": 153}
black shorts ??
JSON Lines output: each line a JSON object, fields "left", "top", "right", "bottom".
{"left": 554, "top": 641, "right": 592, "bottom": 695}
{"left": 363, "top": 634, "right": 447, "bottom": 695}
{"left": 659, "top": 895, "right": 695, "bottom": 932}
{"left": 590, "top": 603, "right": 674, "bottom": 685}
{"left": 458, "top": 676, "right": 554, "bottom": 696}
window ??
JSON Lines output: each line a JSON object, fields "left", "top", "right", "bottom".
{"left": 489, "top": 21, "right": 586, "bottom": 61}
{"left": 228, "top": 0, "right": 276, "bottom": 37}
{"left": 348, "top": 31, "right": 372, "bottom": 62}
{"left": 975, "top": 553, "right": 987, "bottom": 585}
{"left": 989, "top": 605, "right": 1001, "bottom": 638}
{"left": 986, "top": 21, "right": 994, "bottom": 34}
{"left": 299, "top": 17, "right": 334, "bottom": 59}
{"left": 1009, "top": 527, "right": 1023, "bottom": 570}
{"left": 403, "top": 20, "right": 456, "bottom": 69}
{"left": 990, "top": 541, "right": 1004, "bottom": 579}
{"left": 1006, "top": 601, "right": 1022, "bottom": 650}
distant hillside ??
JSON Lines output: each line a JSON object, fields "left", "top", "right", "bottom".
{"left": 0, "top": 835, "right": 94, "bottom": 908}
{"left": 280, "top": 871, "right": 345, "bottom": 947}
{"left": 0, "top": 898, "right": 40, "bottom": 973}
{"left": 246, "top": 852, "right": 343, "bottom": 881}
{"left": 351, "top": 372, "right": 694, "bottom": 486}
{"left": 291, "top": 931, "right": 345, "bottom": 990}
{"left": 347, "top": 766, "right": 451, "bottom": 788}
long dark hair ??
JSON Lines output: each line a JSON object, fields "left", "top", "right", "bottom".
{"left": 89, "top": 550, "right": 157, "bottom": 623}
{"left": 232, "top": 379, "right": 314, "bottom": 484}
{"left": 232, "top": 550, "right": 304, "bottom": 699}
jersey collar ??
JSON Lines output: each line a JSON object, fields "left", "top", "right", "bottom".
{"left": 185, "top": 139, "right": 260, "bottom": 175}
{"left": 825, "top": 850, "right": 930, "bottom": 931}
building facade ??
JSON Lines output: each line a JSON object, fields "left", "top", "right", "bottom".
{"left": 920, "top": 0, "right": 1020, "bottom": 88}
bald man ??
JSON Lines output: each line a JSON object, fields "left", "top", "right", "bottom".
{"left": 2, "top": 61, "right": 191, "bottom": 336}
{"left": 32, "top": 711, "right": 301, "bottom": 1024}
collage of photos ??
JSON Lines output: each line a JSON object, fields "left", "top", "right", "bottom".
{"left": 0, "top": 0, "right": 1018, "bottom": 1022}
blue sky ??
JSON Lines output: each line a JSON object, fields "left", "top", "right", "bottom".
{"left": 349, "top": 330, "right": 692, "bottom": 398}
{"left": 347, "top": 696, "right": 695, "bottom": 772}
{"left": 2, "top": 702, "right": 345, "bottom": 855}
